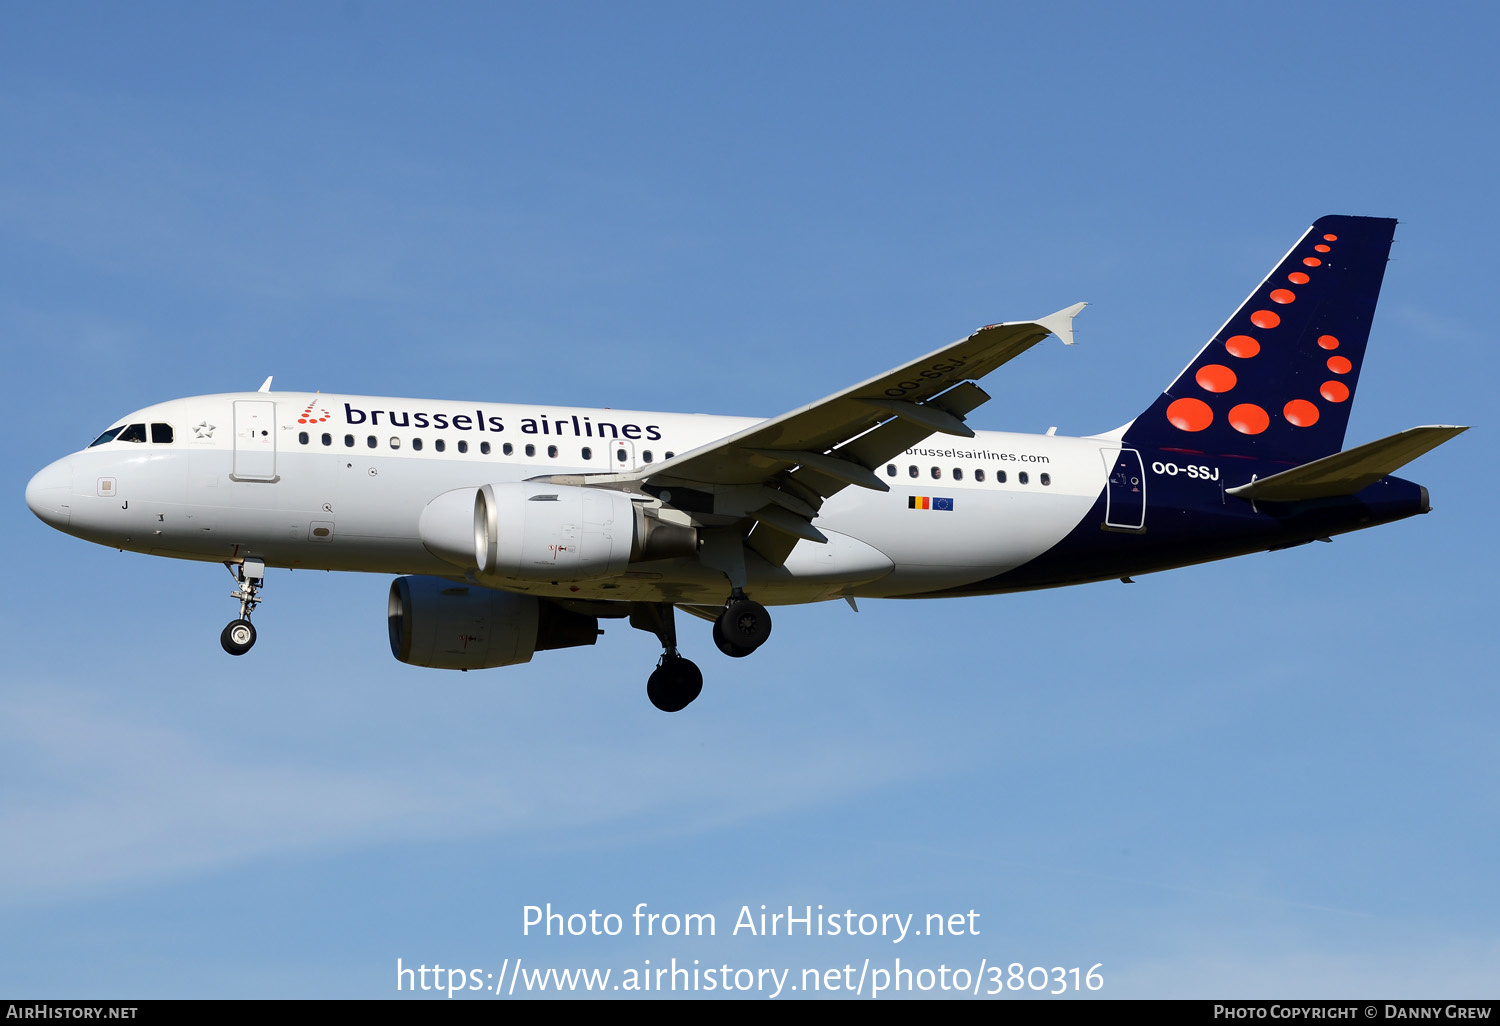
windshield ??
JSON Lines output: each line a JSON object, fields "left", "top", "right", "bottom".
{"left": 88, "top": 426, "right": 124, "bottom": 447}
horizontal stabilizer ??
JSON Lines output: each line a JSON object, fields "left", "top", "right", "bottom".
{"left": 1226, "top": 425, "right": 1468, "bottom": 502}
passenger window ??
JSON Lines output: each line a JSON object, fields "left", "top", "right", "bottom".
{"left": 953, "top": 468, "right": 963, "bottom": 481}
{"left": 480, "top": 441, "right": 491, "bottom": 454}
{"left": 665, "top": 452, "right": 674, "bottom": 459}
{"left": 548, "top": 445, "right": 559, "bottom": 458}
{"left": 524, "top": 444, "right": 536, "bottom": 457}
{"left": 642, "top": 450, "right": 653, "bottom": 463}
{"left": 616, "top": 448, "right": 627, "bottom": 462}
{"left": 298, "top": 431, "right": 309, "bottom": 445}
{"left": 435, "top": 439, "right": 446, "bottom": 452}
{"left": 1040, "top": 473, "right": 1051, "bottom": 486}
{"left": 412, "top": 438, "right": 423, "bottom": 451}
{"left": 151, "top": 423, "right": 174, "bottom": 444}
{"left": 931, "top": 466, "right": 941, "bottom": 479}
{"left": 582, "top": 447, "right": 592, "bottom": 460}
{"left": 502, "top": 443, "right": 513, "bottom": 456}
{"left": 1019, "top": 471, "right": 1029, "bottom": 484}
{"left": 89, "top": 427, "right": 124, "bottom": 447}
{"left": 345, "top": 434, "right": 355, "bottom": 447}
{"left": 367, "top": 435, "right": 377, "bottom": 448}
{"left": 389, "top": 437, "right": 401, "bottom": 449}
{"left": 457, "top": 440, "right": 467, "bottom": 453}
{"left": 908, "top": 465, "right": 918, "bottom": 478}
{"left": 117, "top": 424, "right": 147, "bottom": 443}
{"left": 975, "top": 469, "right": 985, "bottom": 482}
{"left": 321, "top": 433, "right": 332, "bottom": 446}
{"left": 886, "top": 465, "right": 896, "bottom": 477}
{"left": 996, "top": 470, "right": 1006, "bottom": 483}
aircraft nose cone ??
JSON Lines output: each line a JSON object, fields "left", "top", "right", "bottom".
{"left": 26, "top": 458, "right": 74, "bottom": 527}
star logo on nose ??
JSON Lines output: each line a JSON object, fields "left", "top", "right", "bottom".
{"left": 194, "top": 421, "right": 216, "bottom": 439}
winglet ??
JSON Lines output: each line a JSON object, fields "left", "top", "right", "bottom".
{"left": 1035, "top": 302, "right": 1088, "bottom": 346}
{"left": 257, "top": 376, "right": 274, "bottom": 393}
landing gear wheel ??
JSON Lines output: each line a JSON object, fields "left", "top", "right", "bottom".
{"left": 220, "top": 619, "right": 257, "bottom": 656}
{"left": 716, "top": 598, "right": 772, "bottom": 653}
{"left": 647, "top": 656, "right": 703, "bottom": 712}
{"left": 712, "top": 618, "right": 756, "bottom": 658}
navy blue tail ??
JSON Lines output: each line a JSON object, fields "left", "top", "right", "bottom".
{"left": 1122, "top": 215, "right": 1396, "bottom": 465}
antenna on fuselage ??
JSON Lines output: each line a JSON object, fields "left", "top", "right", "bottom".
{"left": 257, "top": 376, "right": 273, "bottom": 393}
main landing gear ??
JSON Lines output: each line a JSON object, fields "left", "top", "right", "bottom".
{"left": 632, "top": 604, "right": 702, "bottom": 712}
{"left": 631, "top": 593, "right": 773, "bottom": 711}
{"left": 220, "top": 559, "right": 265, "bottom": 656}
{"left": 712, "top": 592, "right": 772, "bottom": 658}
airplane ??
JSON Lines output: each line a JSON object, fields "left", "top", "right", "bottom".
{"left": 25, "top": 215, "right": 1466, "bottom": 711}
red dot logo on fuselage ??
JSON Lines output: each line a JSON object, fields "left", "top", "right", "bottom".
{"left": 298, "top": 400, "right": 331, "bottom": 425}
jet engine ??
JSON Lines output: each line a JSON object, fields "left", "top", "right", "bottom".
{"left": 387, "top": 575, "right": 600, "bottom": 670}
{"left": 418, "top": 482, "right": 697, "bottom": 581}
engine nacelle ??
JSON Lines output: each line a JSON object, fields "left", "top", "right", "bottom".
{"left": 419, "top": 482, "right": 697, "bottom": 581}
{"left": 387, "top": 575, "right": 599, "bottom": 670}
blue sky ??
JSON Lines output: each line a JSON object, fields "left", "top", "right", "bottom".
{"left": 3, "top": 1, "right": 1495, "bottom": 999}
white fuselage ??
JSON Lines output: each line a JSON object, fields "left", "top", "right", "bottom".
{"left": 29, "top": 391, "right": 1119, "bottom": 607}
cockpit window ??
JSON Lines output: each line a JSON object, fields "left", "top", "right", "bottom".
{"left": 116, "top": 424, "right": 148, "bottom": 443}
{"left": 89, "top": 426, "right": 124, "bottom": 447}
{"left": 151, "top": 423, "right": 173, "bottom": 444}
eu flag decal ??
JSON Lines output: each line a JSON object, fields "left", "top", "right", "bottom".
{"left": 908, "top": 496, "right": 954, "bottom": 510}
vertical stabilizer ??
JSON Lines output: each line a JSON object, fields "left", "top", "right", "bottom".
{"left": 1122, "top": 215, "right": 1396, "bottom": 463}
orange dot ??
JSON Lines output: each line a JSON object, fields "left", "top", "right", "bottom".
{"left": 1315, "top": 244, "right": 1331, "bottom": 253}
{"left": 1224, "top": 334, "right": 1261, "bottom": 358}
{"left": 1250, "top": 310, "right": 1281, "bottom": 329}
{"left": 1327, "top": 355, "right": 1352, "bottom": 373}
{"left": 1166, "top": 397, "right": 1214, "bottom": 432}
{"left": 1196, "top": 364, "right": 1237, "bottom": 393}
{"left": 298, "top": 418, "right": 307, "bottom": 424}
{"left": 1321, "top": 380, "right": 1350, "bottom": 402}
{"left": 1284, "top": 399, "right": 1320, "bottom": 426}
{"left": 1303, "top": 257, "right": 1322, "bottom": 267}
{"left": 1228, "top": 404, "right": 1269, "bottom": 435}
{"left": 1318, "top": 335, "right": 1339, "bottom": 349}
{"left": 1323, "top": 234, "right": 1337, "bottom": 241}
{"left": 1288, "top": 271, "right": 1310, "bottom": 284}
{"left": 1269, "top": 288, "right": 1296, "bottom": 304}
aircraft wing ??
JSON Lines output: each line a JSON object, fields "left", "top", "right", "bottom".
{"left": 564, "top": 303, "right": 1086, "bottom": 562}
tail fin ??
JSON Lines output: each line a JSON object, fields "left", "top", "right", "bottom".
{"left": 1122, "top": 215, "right": 1396, "bottom": 463}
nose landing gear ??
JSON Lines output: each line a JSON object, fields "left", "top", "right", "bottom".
{"left": 220, "top": 559, "right": 265, "bottom": 656}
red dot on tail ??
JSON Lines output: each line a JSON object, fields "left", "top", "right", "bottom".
{"left": 1269, "top": 288, "right": 1296, "bottom": 304}
{"left": 1166, "top": 397, "right": 1213, "bottom": 432}
{"left": 1284, "top": 399, "right": 1320, "bottom": 426}
{"left": 1196, "top": 364, "right": 1237, "bottom": 393}
{"left": 1225, "top": 335, "right": 1261, "bottom": 358}
{"left": 1323, "top": 234, "right": 1338, "bottom": 241}
{"left": 1288, "top": 271, "right": 1310, "bottom": 284}
{"left": 1327, "top": 355, "right": 1352, "bottom": 373}
{"left": 1315, "top": 244, "right": 1331, "bottom": 253}
{"left": 1318, "top": 335, "right": 1339, "bottom": 349}
{"left": 1228, "top": 404, "right": 1269, "bottom": 435}
{"left": 1304, "top": 257, "right": 1322, "bottom": 267}
{"left": 1321, "top": 380, "right": 1350, "bottom": 402}
{"left": 1250, "top": 310, "right": 1281, "bottom": 329}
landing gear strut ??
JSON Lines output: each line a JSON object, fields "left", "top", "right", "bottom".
{"left": 631, "top": 603, "right": 702, "bottom": 712}
{"left": 712, "top": 591, "right": 772, "bottom": 658}
{"left": 221, "top": 559, "right": 265, "bottom": 656}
